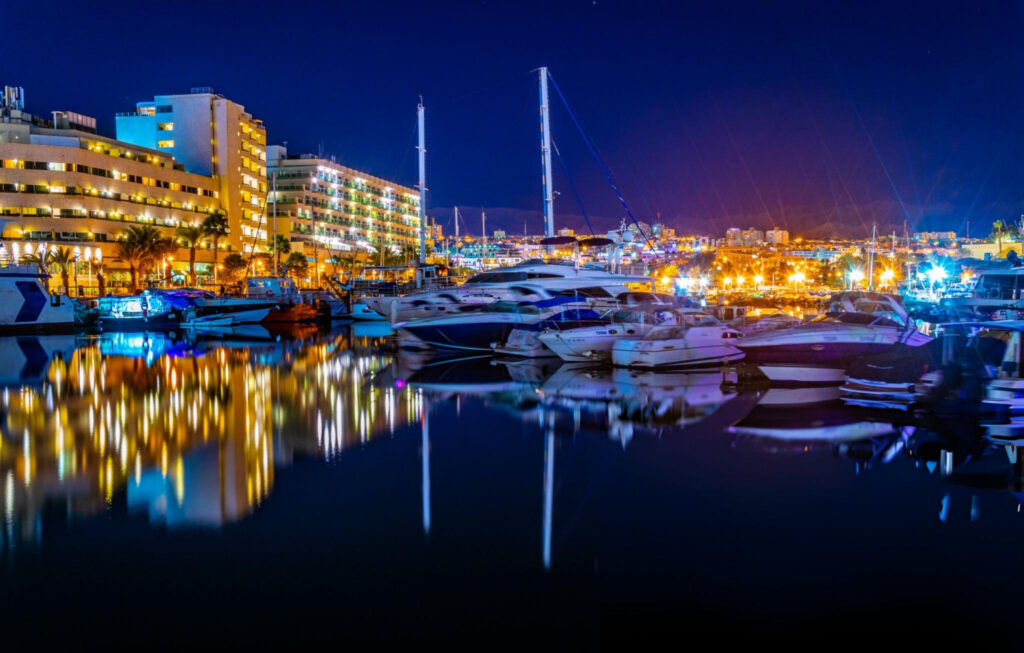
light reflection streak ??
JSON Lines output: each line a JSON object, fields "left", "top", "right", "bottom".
{"left": 0, "top": 329, "right": 420, "bottom": 547}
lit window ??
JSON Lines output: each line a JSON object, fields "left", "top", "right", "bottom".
{"left": 157, "top": 140, "right": 174, "bottom": 148}
{"left": 157, "top": 122, "right": 174, "bottom": 131}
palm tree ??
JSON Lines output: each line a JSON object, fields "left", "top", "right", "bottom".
{"left": 283, "top": 252, "right": 309, "bottom": 282}
{"left": 273, "top": 234, "right": 291, "bottom": 275}
{"left": 201, "top": 210, "right": 229, "bottom": 282}
{"left": 49, "top": 246, "right": 75, "bottom": 296}
{"left": 91, "top": 260, "right": 107, "bottom": 297}
{"left": 222, "top": 253, "right": 248, "bottom": 284}
{"left": 992, "top": 219, "right": 1006, "bottom": 255}
{"left": 117, "top": 225, "right": 166, "bottom": 293}
{"left": 176, "top": 224, "right": 205, "bottom": 286}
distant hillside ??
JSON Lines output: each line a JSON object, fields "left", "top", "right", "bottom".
{"left": 431, "top": 199, "right": 991, "bottom": 240}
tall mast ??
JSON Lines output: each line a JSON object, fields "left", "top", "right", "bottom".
{"left": 311, "top": 171, "right": 319, "bottom": 286}
{"left": 539, "top": 67, "right": 555, "bottom": 238}
{"left": 417, "top": 97, "right": 427, "bottom": 264}
{"left": 271, "top": 169, "right": 278, "bottom": 277}
{"left": 868, "top": 224, "right": 876, "bottom": 291}
{"left": 482, "top": 211, "right": 487, "bottom": 269}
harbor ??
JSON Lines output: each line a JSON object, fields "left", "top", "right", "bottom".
{"left": 5, "top": 0, "right": 1024, "bottom": 648}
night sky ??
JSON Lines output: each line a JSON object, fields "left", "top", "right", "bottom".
{"left": 4, "top": 0, "right": 1023, "bottom": 237}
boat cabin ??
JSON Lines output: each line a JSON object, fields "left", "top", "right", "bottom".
{"left": 246, "top": 277, "right": 299, "bottom": 300}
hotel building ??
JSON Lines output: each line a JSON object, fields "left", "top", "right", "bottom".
{"left": 0, "top": 86, "right": 222, "bottom": 292}
{"left": 266, "top": 145, "right": 420, "bottom": 270}
{"left": 116, "top": 88, "right": 268, "bottom": 252}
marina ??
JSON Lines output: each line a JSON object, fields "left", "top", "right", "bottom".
{"left": 6, "top": 0, "right": 1024, "bottom": 647}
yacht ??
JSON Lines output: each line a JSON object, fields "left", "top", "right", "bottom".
{"left": 396, "top": 292, "right": 601, "bottom": 352}
{"left": 736, "top": 292, "right": 932, "bottom": 383}
{"left": 359, "top": 260, "right": 652, "bottom": 323}
{"left": 0, "top": 264, "right": 77, "bottom": 333}
{"left": 610, "top": 313, "right": 744, "bottom": 369}
{"left": 537, "top": 307, "right": 681, "bottom": 362}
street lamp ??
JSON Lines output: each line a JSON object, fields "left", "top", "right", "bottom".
{"left": 849, "top": 269, "right": 864, "bottom": 289}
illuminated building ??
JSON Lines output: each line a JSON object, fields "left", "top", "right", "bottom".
{"left": 766, "top": 229, "right": 789, "bottom": 245}
{"left": 116, "top": 88, "right": 268, "bottom": 252}
{"left": 266, "top": 145, "right": 420, "bottom": 268}
{"left": 0, "top": 87, "right": 222, "bottom": 291}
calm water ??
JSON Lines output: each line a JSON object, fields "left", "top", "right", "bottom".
{"left": 0, "top": 325, "right": 1022, "bottom": 648}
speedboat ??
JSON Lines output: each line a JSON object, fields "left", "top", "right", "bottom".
{"left": 610, "top": 314, "right": 744, "bottom": 369}
{"left": 396, "top": 294, "right": 600, "bottom": 352}
{"left": 537, "top": 307, "right": 681, "bottom": 362}
{"left": 737, "top": 293, "right": 932, "bottom": 384}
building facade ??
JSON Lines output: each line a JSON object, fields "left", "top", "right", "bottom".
{"left": 1, "top": 97, "right": 222, "bottom": 293}
{"left": 266, "top": 146, "right": 420, "bottom": 273}
{"left": 116, "top": 89, "right": 268, "bottom": 252}
{"left": 766, "top": 228, "right": 789, "bottom": 245}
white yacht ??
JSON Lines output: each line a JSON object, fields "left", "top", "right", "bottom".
{"left": 359, "top": 260, "right": 651, "bottom": 323}
{"left": 736, "top": 292, "right": 932, "bottom": 383}
{"left": 611, "top": 314, "right": 744, "bottom": 369}
{"left": 396, "top": 291, "right": 600, "bottom": 352}
{"left": 537, "top": 308, "right": 681, "bottom": 362}
{"left": 0, "top": 264, "right": 76, "bottom": 333}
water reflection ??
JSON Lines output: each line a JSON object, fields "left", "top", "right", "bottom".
{"left": 2, "top": 328, "right": 1024, "bottom": 560}
{"left": 0, "top": 327, "right": 420, "bottom": 548}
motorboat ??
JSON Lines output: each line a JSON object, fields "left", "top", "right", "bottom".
{"left": 495, "top": 307, "right": 612, "bottom": 358}
{"left": 98, "top": 289, "right": 275, "bottom": 330}
{"left": 736, "top": 292, "right": 932, "bottom": 384}
{"left": 359, "top": 260, "right": 652, "bottom": 324}
{"left": 396, "top": 293, "right": 600, "bottom": 352}
{"left": 840, "top": 339, "right": 941, "bottom": 410}
{"left": 610, "top": 314, "right": 744, "bottom": 369}
{"left": 537, "top": 307, "right": 681, "bottom": 362}
{"left": 0, "top": 264, "right": 79, "bottom": 333}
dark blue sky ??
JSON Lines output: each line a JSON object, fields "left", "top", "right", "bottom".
{"left": 4, "top": 1, "right": 1023, "bottom": 236}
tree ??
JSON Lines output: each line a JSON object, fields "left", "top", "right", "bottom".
{"left": 992, "top": 220, "right": 1006, "bottom": 255}
{"left": 91, "top": 260, "right": 107, "bottom": 297}
{"left": 222, "top": 253, "right": 248, "bottom": 283}
{"left": 201, "top": 211, "right": 229, "bottom": 282}
{"left": 48, "top": 246, "right": 75, "bottom": 296}
{"left": 283, "top": 252, "right": 309, "bottom": 282}
{"left": 273, "top": 234, "right": 291, "bottom": 274}
{"left": 117, "top": 225, "right": 167, "bottom": 293}
{"left": 176, "top": 224, "right": 205, "bottom": 286}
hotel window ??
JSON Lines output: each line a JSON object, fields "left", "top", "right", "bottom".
{"left": 157, "top": 140, "right": 174, "bottom": 148}
{"left": 157, "top": 122, "right": 174, "bottom": 131}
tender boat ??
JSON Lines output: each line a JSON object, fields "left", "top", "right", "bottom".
{"left": 610, "top": 313, "right": 744, "bottom": 369}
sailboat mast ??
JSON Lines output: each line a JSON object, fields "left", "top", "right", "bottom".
{"left": 868, "top": 224, "right": 876, "bottom": 291}
{"left": 539, "top": 67, "right": 555, "bottom": 238}
{"left": 417, "top": 97, "right": 427, "bottom": 265}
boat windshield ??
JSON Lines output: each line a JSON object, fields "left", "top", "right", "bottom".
{"left": 679, "top": 314, "right": 721, "bottom": 327}
{"left": 482, "top": 301, "right": 539, "bottom": 315}
{"left": 611, "top": 311, "right": 650, "bottom": 323}
{"left": 810, "top": 312, "right": 903, "bottom": 328}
